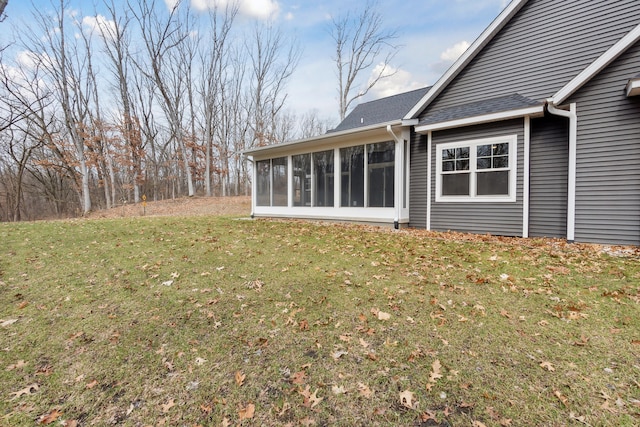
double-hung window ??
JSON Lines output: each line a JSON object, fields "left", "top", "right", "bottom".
{"left": 436, "top": 135, "right": 517, "bottom": 202}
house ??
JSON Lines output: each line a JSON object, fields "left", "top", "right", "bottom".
{"left": 243, "top": 0, "right": 640, "bottom": 246}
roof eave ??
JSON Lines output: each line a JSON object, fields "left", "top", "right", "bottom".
{"left": 415, "top": 105, "right": 544, "bottom": 134}
{"left": 242, "top": 120, "right": 404, "bottom": 157}
{"left": 404, "top": 0, "right": 530, "bottom": 120}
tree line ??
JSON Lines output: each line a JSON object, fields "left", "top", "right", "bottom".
{"left": 0, "top": 0, "right": 397, "bottom": 221}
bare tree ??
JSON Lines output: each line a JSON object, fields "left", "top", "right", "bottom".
{"left": 98, "top": 0, "right": 142, "bottom": 205}
{"left": 23, "top": 0, "right": 94, "bottom": 214}
{"left": 331, "top": 0, "right": 400, "bottom": 121}
{"left": 198, "top": 3, "right": 238, "bottom": 196}
{"left": 246, "top": 22, "right": 301, "bottom": 148}
{"left": 0, "top": 0, "right": 8, "bottom": 22}
{"left": 131, "top": 0, "right": 196, "bottom": 197}
{"left": 297, "top": 109, "right": 334, "bottom": 139}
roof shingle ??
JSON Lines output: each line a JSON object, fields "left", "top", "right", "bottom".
{"left": 331, "top": 86, "right": 430, "bottom": 132}
{"left": 419, "top": 93, "right": 541, "bottom": 126}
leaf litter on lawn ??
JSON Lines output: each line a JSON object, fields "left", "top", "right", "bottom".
{"left": 0, "top": 216, "right": 639, "bottom": 425}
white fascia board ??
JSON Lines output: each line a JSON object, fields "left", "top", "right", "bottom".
{"left": 626, "top": 78, "right": 640, "bottom": 97}
{"left": 242, "top": 120, "right": 402, "bottom": 158}
{"left": 414, "top": 105, "right": 544, "bottom": 134}
{"left": 552, "top": 22, "right": 640, "bottom": 104}
{"left": 252, "top": 206, "right": 397, "bottom": 223}
{"left": 404, "top": 0, "right": 529, "bottom": 120}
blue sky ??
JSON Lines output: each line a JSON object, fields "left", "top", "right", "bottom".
{"left": 1, "top": 0, "right": 510, "bottom": 125}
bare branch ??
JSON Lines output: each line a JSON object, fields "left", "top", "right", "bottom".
{"left": 330, "top": 0, "right": 400, "bottom": 120}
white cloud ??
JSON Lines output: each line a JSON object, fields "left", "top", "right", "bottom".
{"left": 191, "top": 0, "right": 280, "bottom": 20}
{"left": 165, "top": 0, "right": 180, "bottom": 10}
{"left": 439, "top": 40, "right": 470, "bottom": 62}
{"left": 16, "top": 50, "right": 49, "bottom": 70}
{"left": 429, "top": 40, "right": 470, "bottom": 75}
{"left": 82, "top": 15, "right": 117, "bottom": 40}
{"left": 368, "top": 63, "right": 425, "bottom": 99}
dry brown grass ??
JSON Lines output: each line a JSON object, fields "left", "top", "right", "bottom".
{"left": 87, "top": 196, "right": 251, "bottom": 219}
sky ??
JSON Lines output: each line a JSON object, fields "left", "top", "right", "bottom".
{"left": 1, "top": 0, "right": 511, "bottom": 126}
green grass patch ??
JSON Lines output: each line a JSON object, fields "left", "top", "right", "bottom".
{"left": 1, "top": 216, "right": 639, "bottom": 426}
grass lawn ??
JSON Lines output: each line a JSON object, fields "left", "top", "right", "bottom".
{"left": 1, "top": 215, "right": 639, "bottom": 426}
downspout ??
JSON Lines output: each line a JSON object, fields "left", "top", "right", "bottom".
{"left": 387, "top": 124, "right": 402, "bottom": 229}
{"left": 545, "top": 101, "right": 577, "bottom": 242}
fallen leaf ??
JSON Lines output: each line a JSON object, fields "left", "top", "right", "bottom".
{"left": 221, "top": 417, "right": 231, "bottom": 427}
{"left": 500, "top": 309, "right": 511, "bottom": 319}
{"left": 299, "top": 385, "right": 323, "bottom": 408}
{"left": 37, "top": 409, "right": 62, "bottom": 425}
{"left": 331, "top": 350, "right": 348, "bottom": 360}
{"left": 10, "top": 383, "right": 39, "bottom": 400}
{"left": 195, "top": 357, "right": 206, "bottom": 366}
{"left": 86, "top": 380, "right": 98, "bottom": 389}
{"left": 1, "top": 319, "right": 18, "bottom": 327}
{"left": 472, "top": 421, "right": 487, "bottom": 427}
{"left": 161, "top": 399, "right": 175, "bottom": 413}
{"left": 291, "top": 371, "right": 306, "bottom": 385}
{"left": 358, "top": 383, "right": 373, "bottom": 398}
{"left": 569, "top": 412, "right": 588, "bottom": 424}
{"left": 540, "top": 361, "right": 555, "bottom": 372}
{"left": 6, "top": 360, "right": 27, "bottom": 371}
{"left": 377, "top": 311, "right": 391, "bottom": 321}
{"left": 399, "top": 390, "right": 416, "bottom": 409}
{"left": 429, "top": 359, "right": 443, "bottom": 383}
{"left": 238, "top": 403, "right": 255, "bottom": 420}
{"left": 235, "top": 371, "right": 246, "bottom": 386}
{"left": 332, "top": 385, "right": 347, "bottom": 395}
{"left": 553, "top": 389, "right": 568, "bottom": 406}
{"left": 18, "top": 301, "right": 29, "bottom": 309}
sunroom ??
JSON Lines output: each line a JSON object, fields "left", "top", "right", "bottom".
{"left": 243, "top": 123, "right": 413, "bottom": 227}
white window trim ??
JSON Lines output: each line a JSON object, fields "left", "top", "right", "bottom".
{"left": 435, "top": 135, "right": 517, "bottom": 203}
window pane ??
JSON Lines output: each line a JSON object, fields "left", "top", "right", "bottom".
{"left": 477, "top": 171, "right": 509, "bottom": 195}
{"left": 493, "top": 143, "right": 509, "bottom": 156}
{"left": 442, "top": 160, "right": 455, "bottom": 172}
{"left": 293, "top": 154, "right": 311, "bottom": 206}
{"left": 456, "top": 147, "right": 469, "bottom": 159}
{"left": 272, "top": 157, "right": 288, "bottom": 206}
{"left": 313, "top": 150, "right": 334, "bottom": 207}
{"left": 256, "top": 160, "right": 271, "bottom": 206}
{"left": 456, "top": 159, "right": 469, "bottom": 171}
{"left": 368, "top": 142, "right": 395, "bottom": 207}
{"left": 477, "top": 144, "right": 491, "bottom": 157}
{"left": 340, "top": 146, "right": 364, "bottom": 207}
{"left": 442, "top": 173, "right": 470, "bottom": 196}
{"left": 442, "top": 148, "right": 456, "bottom": 160}
{"left": 493, "top": 156, "right": 509, "bottom": 168}
{"left": 477, "top": 158, "right": 491, "bottom": 169}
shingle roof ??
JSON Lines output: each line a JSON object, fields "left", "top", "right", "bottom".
{"left": 331, "top": 86, "right": 431, "bottom": 132}
{"left": 419, "top": 93, "right": 541, "bottom": 126}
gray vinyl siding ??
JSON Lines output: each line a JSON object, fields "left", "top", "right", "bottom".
{"left": 567, "top": 41, "right": 640, "bottom": 245}
{"left": 422, "top": 0, "right": 640, "bottom": 115}
{"left": 430, "top": 120, "right": 524, "bottom": 236}
{"left": 529, "top": 116, "right": 568, "bottom": 238}
{"left": 409, "top": 132, "right": 427, "bottom": 229}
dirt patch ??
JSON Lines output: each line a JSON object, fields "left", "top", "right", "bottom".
{"left": 87, "top": 196, "right": 251, "bottom": 219}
